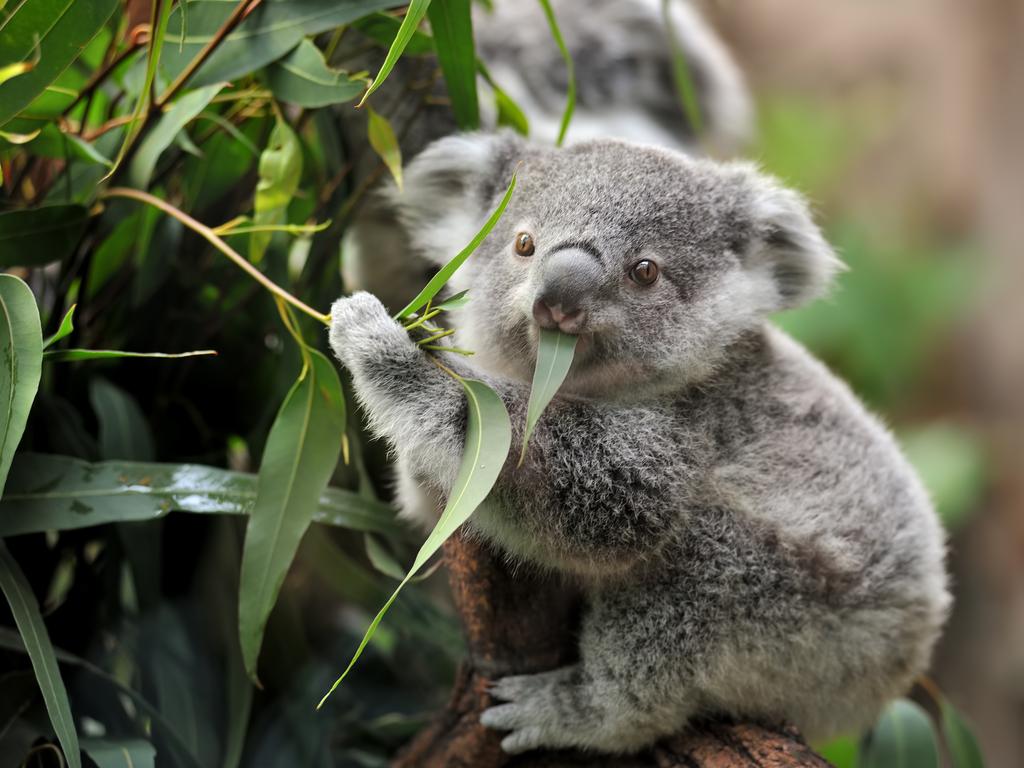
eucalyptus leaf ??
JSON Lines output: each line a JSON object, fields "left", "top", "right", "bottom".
{"left": 25, "top": 124, "right": 112, "bottom": 166}
{"left": 81, "top": 739, "right": 156, "bottom": 768}
{"left": 0, "top": 0, "right": 119, "bottom": 127}
{"left": 519, "top": 328, "right": 577, "bottom": 465}
{"left": 0, "top": 542, "right": 80, "bottom": 768}
{"left": 860, "top": 699, "right": 939, "bottom": 768}
{"left": 427, "top": 0, "right": 479, "bottom": 130}
{"left": 535, "top": 0, "right": 575, "bottom": 146}
{"left": 0, "top": 453, "right": 397, "bottom": 537}
{"left": 661, "top": 0, "right": 703, "bottom": 135}
{"left": 396, "top": 172, "right": 516, "bottom": 318}
{"left": 251, "top": 116, "right": 303, "bottom": 263}
{"left": 358, "top": 0, "right": 432, "bottom": 107}
{"left": 265, "top": 38, "right": 364, "bottom": 108}
{"left": 319, "top": 377, "right": 510, "bottom": 705}
{"left": 940, "top": 698, "right": 985, "bottom": 768}
{"left": 366, "top": 105, "right": 402, "bottom": 191}
{"left": 42, "top": 305, "right": 75, "bottom": 349}
{"left": 44, "top": 348, "right": 217, "bottom": 362}
{"left": 238, "top": 350, "right": 346, "bottom": 681}
{"left": 351, "top": 12, "right": 434, "bottom": 55}
{"left": 128, "top": 83, "right": 224, "bottom": 188}
{"left": 89, "top": 378, "right": 156, "bottom": 461}
{"left": 433, "top": 290, "right": 470, "bottom": 311}
{"left": 0, "top": 274, "right": 43, "bottom": 494}
{"left": 0, "top": 205, "right": 89, "bottom": 268}
{"left": 160, "top": 0, "right": 400, "bottom": 89}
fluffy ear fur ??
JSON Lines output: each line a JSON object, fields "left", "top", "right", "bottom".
{"left": 735, "top": 168, "right": 844, "bottom": 310}
{"left": 385, "top": 131, "right": 524, "bottom": 266}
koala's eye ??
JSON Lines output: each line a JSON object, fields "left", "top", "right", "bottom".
{"left": 514, "top": 232, "right": 535, "bottom": 257}
{"left": 629, "top": 259, "right": 659, "bottom": 286}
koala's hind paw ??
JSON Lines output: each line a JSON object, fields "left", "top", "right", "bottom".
{"left": 481, "top": 667, "right": 588, "bottom": 755}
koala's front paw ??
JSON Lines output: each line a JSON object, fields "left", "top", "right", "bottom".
{"left": 481, "top": 666, "right": 590, "bottom": 755}
{"left": 329, "top": 291, "right": 410, "bottom": 370}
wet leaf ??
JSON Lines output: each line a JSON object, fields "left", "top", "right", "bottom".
{"left": 519, "top": 328, "right": 577, "bottom": 465}
{"left": 0, "top": 274, "right": 43, "bottom": 494}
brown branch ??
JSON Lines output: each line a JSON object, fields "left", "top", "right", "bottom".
{"left": 391, "top": 534, "right": 833, "bottom": 768}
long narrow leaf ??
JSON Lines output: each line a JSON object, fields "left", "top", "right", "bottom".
{"left": 0, "top": 453, "right": 398, "bottom": 537}
{"left": 366, "top": 105, "right": 403, "bottom": 191}
{"left": 0, "top": 542, "right": 80, "bottom": 768}
{"left": 44, "top": 348, "right": 217, "bottom": 362}
{"left": 427, "top": 0, "right": 479, "bottom": 130}
{"left": 319, "top": 377, "right": 510, "bottom": 706}
{"left": 0, "top": 274, "right": 43, "bottom": 494}
{"left": 357, "top": 0, "right": 432, "bottom": 107}
{"left": 860, "top": 699, "right": 939, "bottom": 768}
{"left": 940, "top": 698, "right": 985, "bottom": 768}
{"left": 238, "top": 349, "right": 346, "bottom": 680}
{"left": 535, "top": 0, "right": 575, "bottom": 146}
{"left": 395, "top": 172, "right": 516, "bottom": 318}
{"left": 42, "top": 305, "right": 75, "bottom": 349}
{"left": 519, "top": 328, "right": 577, "bottom": 465}
{"left": 661, "top": 0, "right": 703, "bottom": 135}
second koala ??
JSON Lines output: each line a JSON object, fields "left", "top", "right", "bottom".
{"left": 329, "top": 133, "right": 950, "bottom": 755}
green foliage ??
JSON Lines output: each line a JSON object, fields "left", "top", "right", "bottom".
{"left": 520, "top": 328, "right": 577, "bottom": 465}
{"left": 427, "top": 0, "right": 479, "bottom": 130}
{"left": 859, "top": 699, "right": 939, "bottom": 768}
{"left": 0, "top": 275, "right": 42, "bottom": 492}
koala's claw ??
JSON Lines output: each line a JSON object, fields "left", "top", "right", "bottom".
{"left": 481, "top": 668, "right": 581, "bottom": 755}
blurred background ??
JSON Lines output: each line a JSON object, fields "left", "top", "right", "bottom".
{"left": 707, "top": 1, "right": 1024, "bottom": 764}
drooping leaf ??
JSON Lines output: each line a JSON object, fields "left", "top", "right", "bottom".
{"left": 0, "top": 0, "right": 119, "bottom": 127}
{"left": 358, "top": 0, "right": 432, "bottom": 107}
{"left": 940, "top": 698, "right": 985, "bottom": 768}
{"left": 319, "top": 377, "right": 510, "bottom": 705}
{"left": 0, "top": 542, "right": 80, "bottom": 768}
{"left": 396, "top": 172, "right": 516, "bottom": 318}
{"left": 42, "top": 305, "right": 75, "bottom": 349}
{"left": 43, "top": 348, "right": 217, "bottom": 362}
{"left": 0, "top": 627, "right": 202, "bottom": 768}
{"left": 859, "top": 699, "right": 939, "bottom": 768}
{"left": 265, "top": 38, "right": 364, "bottom": 108}
{"left": 0, "top": 205, "right": 89, "bottom": 268}
{"left": 366, "top": 105, "right": 402, "bottom": 191}
{"left": 535, "top": 0, "right": 575, "bottom": 146}
{"left": 427, "top": 0, "right": 479, "bottom": 130}
{"left": 479, "top": 60, "right": 529, "bottom": 136}
{"left": 160, "top": 0, "right": 401, "bottom": 89}
{"left": 0, "top": 453, "right": 396, "bottom": 537}
{"left": 238, "top": 350, "right": 346, "bottom": 680}
{"left": 88, "top": 378, "right": 156, "bottom": 461}
{"left": 82, "top": 739, "right": 156, "bottom": 768}
{"left": 128, "top": 83, "right": 224, "bottom": 188}
{"left": 0, "top": 275, "right": 43, "bottom": 494}
{"left": 519, "top": 328, "right": 577, "bottom": 465}
{"left": 351, "top": 11, "right": 434, "bottom": 55}
{"left": 251, "top": 116, "right": 303, "bottom": 263}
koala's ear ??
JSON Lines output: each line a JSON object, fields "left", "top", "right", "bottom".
{"left": 387, "top": 131, "right": 525, "bottom": 266}
{"left": 737, "top": 169, "right": 843, "bottom": 309}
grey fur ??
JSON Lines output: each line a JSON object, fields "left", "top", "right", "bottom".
{"left": 329, "top": 134, "right": 949, "bottom": 755}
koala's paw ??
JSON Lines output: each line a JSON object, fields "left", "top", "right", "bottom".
{"left": 481, "top": 666, "right": 592, "bottom": 755}
{"left": 329, "top": 291, "right": 408, "bottom": 368}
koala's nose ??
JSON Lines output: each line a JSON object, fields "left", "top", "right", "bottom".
{"left": 532, "top": 247, "right": 603, "bottom": 334}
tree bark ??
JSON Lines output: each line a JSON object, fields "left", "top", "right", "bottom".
{"left": 392, "top": 533, "right": 832, "bottom": 768}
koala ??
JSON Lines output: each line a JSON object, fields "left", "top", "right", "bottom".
{"left": 328, "top": 133, "right": 950, "bottom": 755}
{"left": 340, "top": 0, "right": 752, "bottom": 314}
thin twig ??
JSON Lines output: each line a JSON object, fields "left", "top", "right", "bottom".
{"left": 102, "top": 187, "right": 330, "bottom": 325}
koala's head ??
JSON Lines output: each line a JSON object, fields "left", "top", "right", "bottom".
{"left": 388, "top": 132, "right": 841, "bottom": 396}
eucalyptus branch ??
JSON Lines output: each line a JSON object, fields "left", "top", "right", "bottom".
{"left": 102, "top": 187, "right": 330, "bottom": 326}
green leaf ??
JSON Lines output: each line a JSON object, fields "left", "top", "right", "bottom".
{"left": 265, "top": 38, "right": 364, "bottom": 107}
{"left": 479, "top": 60, "right": 529, "bottom": 136}
{"left": 433, "top": 290, "right": 470, "bottom": 311}
{"left": 0, "top": 542, "right": 80, "bottom": 768}
{"left": 319, "top": 377, "right": 510, "bottom": 705}
{"left": 366, "top": 105, "right": 402, "bottom": 191}
{"left": 160, "top": 0, "right": 401, "bottom": 89}
{"left": 535, "top": 0, "right": 575, "bottom": 146}
{"left": 859, "top": 699, "right": 939, "bottom": 768}
{"left": 351, "top": 11, "right": 434, "bottom": 55}
{"left": 128, "top": 83, "right": 224, "bottom": 188}
{"left": 251, "top": 116, "right": 303, "bottom": 263}
{"left": 358, "top": 0, "right": 432, "bottom": 107}
{"left": 43, "top": 348, "right": 217, "bottom": 362}
{"left": 25, "top": 124, "right": 112, "bottom": 166}
{"left": 519, "top": 328, "right": 577, "bottom": 465}
{"left": 0, "top": 205, "right": 89, "bottom": 268}
{"left": 238, "top": 350, "right": 346, "bottom": 680}
{"left": 0, "top": 274, "right": 43, "bottom": 494}
{"left": 940, "top": 699, "right": 985, "bottom": 768}
{"left": 396, "top": 172, "right": 516, "bottom": 318}
{"left": 0, "top": 453, "right": 396, "bottom": 537}
{"left": 0, "top": 0, "right": 119, "bottom": 127}
{"left": 661, "top": 0, "right": 703, "bottom": 135}
{"left": 88, "top": 378, "right": 156, "bottom": 461}
{"left": 82, "top": 739, "right": 156, "bottom": 768}
{"left": 41, "top": 306, "right": 75, "bottom": 350}
{"left": 427, "top": 0, "right": 479, "bottom": 130}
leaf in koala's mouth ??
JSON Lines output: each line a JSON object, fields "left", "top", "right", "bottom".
{"left": 519, "top": 329, "right": 579, "bottom": 466}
